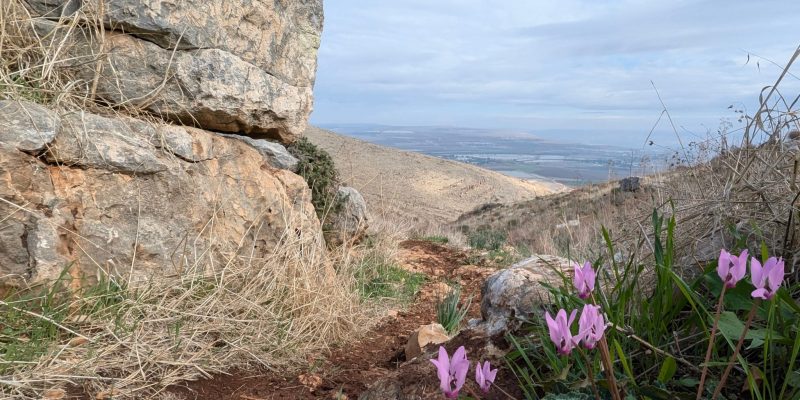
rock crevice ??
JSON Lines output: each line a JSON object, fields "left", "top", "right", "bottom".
{"left": 0, "top": 100, "right": 320, "bottom": 289}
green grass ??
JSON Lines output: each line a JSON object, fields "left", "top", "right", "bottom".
{"left": 420, "top": 235, "right": 449, "bottom": 245}
{"left": 0, "top": 270, "right": 132, "bottom": 374}
{"left": 506, "top": 208, "right": 800, "bottom": 399}
{"left": 436, "top": 285, "right": 471, "bottom": 335}
{"left": 467, "top": 226, "right": 507, "bottom": 251}
{"left": 354, "top": 247, "right": 426, "bottom": 301}
{"left": 287, "top": 137, "right": 344, "bottom": 224}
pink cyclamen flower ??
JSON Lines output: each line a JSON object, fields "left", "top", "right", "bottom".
{"left": 718, "top": 249, "right": 748, "bottom": 288}
{"left": 475, "top": 360, "right": 498, "bottom": 393}
{"left": 573, "top": 261, "right": 596, "bottom": 299}
{"left": 430, "top": 346, "right": 469, "bottom": 399}
{"left": 545, "top": 309, "right": 579, "bottom": 355}
{"left": 577, "top": 304, "right": 608, "bottom": 350}
{"left": 750, "top": 257, "right": 785, "bottom": 300}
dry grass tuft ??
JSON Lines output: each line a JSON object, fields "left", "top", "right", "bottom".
{"left": 0, "top": 0, "right": 189, "bottom": 125}
{"left": 2, "top": 220, "right": 369, "bottom": 399}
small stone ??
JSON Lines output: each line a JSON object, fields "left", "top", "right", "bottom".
{"left": 619, "top": 176, "right": 641, "bottom": 192}
{"left": 419, "top": 282, "right": 451, "bottom": 301}
{"left": 404, "top": 323, "right": 450, "bottom": 360}
{"left": 298, "top": 373, "right": 323, "bottom": 391}
{"left": 325, "top": 186, "right": 370, "bottom": 246}
{"left": 42, "top": 388, "right": 66, "bottom": 400}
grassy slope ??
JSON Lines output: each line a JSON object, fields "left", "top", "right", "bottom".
{"left": 304, "top": 126, "right": 565, "bottom": 226}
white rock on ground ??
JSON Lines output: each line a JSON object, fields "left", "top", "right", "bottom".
{"left": 479, "top": 255, "right": 571, "bottom": 335}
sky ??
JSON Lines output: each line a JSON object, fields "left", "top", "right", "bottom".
{"left": 309, "top": 0, "right": 800, "bottom": 147}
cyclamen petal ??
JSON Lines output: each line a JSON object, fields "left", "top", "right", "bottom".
{"left": 475, "top": 361, "right": 497, "bottom": 393}
{"left": 718, "top": 249, "right": 748, "bottom": 288}
{"left": 751, "top": 256, "right": 785, "bottom": 300}
{"left": 574, "top": 261, "right": 596, "bottom": 299}
{"left": 577, "top": 304, "right": 607, "bottom": 349}
{"left": 545, "top": 309, "right": 579, "bottom": 355}
{"left": 767, "top": 258, "right": 785, "bottom": 291}
{"left": 430, "top": 347, "right": 452, "bottom": 395}
{"left": 430, "top": 346, "right": 469, "bottom": 398}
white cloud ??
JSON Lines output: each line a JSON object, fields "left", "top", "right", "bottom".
{"left": 311, "top": 0, "right": 800, "bottom": 145}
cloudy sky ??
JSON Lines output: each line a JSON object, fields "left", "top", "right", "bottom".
{"left": 310, "top": 0, "right": 800, "bottom": 146}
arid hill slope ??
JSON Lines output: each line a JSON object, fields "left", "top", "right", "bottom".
{"left": 304, "top": 127, "right": 565, "bottom": 225}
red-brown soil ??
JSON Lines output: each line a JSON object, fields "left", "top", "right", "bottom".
{"left": 167, "top": 240, "right": 521, "bottom": 399}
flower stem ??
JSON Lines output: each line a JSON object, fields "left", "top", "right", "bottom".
{"left": 598, "top": 336, "right": 622, "bottom": 400}
{"left": 580, "top": 348, "right": 602, "bottom": 400}
{"left": 696, "top": 284, "right": 727, "bottom": 400}
{"left": 590, "top": 293, "right": 622, "bottom": 400}
{"left": 711, "top": 299, "right": 761, "bottom": 400}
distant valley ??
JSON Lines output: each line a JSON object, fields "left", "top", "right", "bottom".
{"left": 320, "top": 124, "right": 668, "bottom": 186}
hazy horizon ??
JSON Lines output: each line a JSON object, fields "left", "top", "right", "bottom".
{"left": 310, "top": 1, "right": 800, "bottom": 148}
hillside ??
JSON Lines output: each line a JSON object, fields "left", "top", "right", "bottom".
{"left": 304, "top": 126, "right": 565, "bottom": 226}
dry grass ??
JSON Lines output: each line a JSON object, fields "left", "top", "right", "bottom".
{"left": 1, "top": 0, "right": 94, "bottom": 107}
{"left": 0, "top": 0, "right": 190, "bottom": 126}
{"left": 0, "top": 2, "right": 392, "bottom": 399}
{"left": 1, "top": 213, "right": 370, "bottom": 399}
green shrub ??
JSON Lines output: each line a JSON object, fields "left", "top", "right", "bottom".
{"left": 467, "top": 226, "right": 507, "bottom": 251}
{"left": 288, "top": 137, "right": 344, "bottom": 223}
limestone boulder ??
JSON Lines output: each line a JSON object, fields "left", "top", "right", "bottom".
{"left": 325, "top": 186, "right": 369, "bottom": 246}
{"left": 23, "top": 0, "right": 324, "bottom": 143}
{"left": 0, "top": 101, "right": 321, "bottom": 289}
{"left": 479, "top": 255, "right": 571, "bottom": 335}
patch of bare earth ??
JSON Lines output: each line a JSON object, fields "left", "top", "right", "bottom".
{"left": 168, "top": 240, "right": 518, "bottom": 400}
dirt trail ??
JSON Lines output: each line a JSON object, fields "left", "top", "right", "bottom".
{"left": 170, "top": 240, "right": 496, "bottom": 400}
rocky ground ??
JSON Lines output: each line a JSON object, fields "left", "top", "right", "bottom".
{"left": 167, "top": 240, "right": 530, "bottom": 400}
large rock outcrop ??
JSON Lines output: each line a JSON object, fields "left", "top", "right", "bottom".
{"left": 23, "top": 0, "right": 323, "bottom": 143}
{"left": 0, "top": 100, "right": 321, "bottom": 289}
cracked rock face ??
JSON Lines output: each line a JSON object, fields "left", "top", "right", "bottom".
{"left": 24, "top": 0, "right": 323, "bottom": 143}
{"left": 0, "top": 101, "right": 321, "bottom": 289}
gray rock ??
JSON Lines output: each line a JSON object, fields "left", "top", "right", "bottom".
{"left": 155, "top": 125, "right": 214, "bottom": 163}
{"left": 98, "top": 0, "right": 323, "bottom": 88}
{"left": 21, "top": 0, "right": 323, "bottom": 143}
{"left": 85, "top": 35, "right": 312, "bottom": 143}
{"left": 326, "top": 186, "right": 369, "bottom": 246}
{"left": 0, "top": 103, "right": 323, "bottom": 289}
{"left": 44, "top": 110, "right": 169, "bottom": 174}
{"left": 619, "top": 176, "right": 641, "bottom": 192}
{"left": 480, "top": 255, "right": 570, "bottom": 335}
{"left": 218, "top": 133, "right": 299, "bottom": 171}
{"left": 0, "top": 101, "right": 59, "bottom": 153}
{"left": 23, "top": 0, "right": 82, "bottom": 18}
